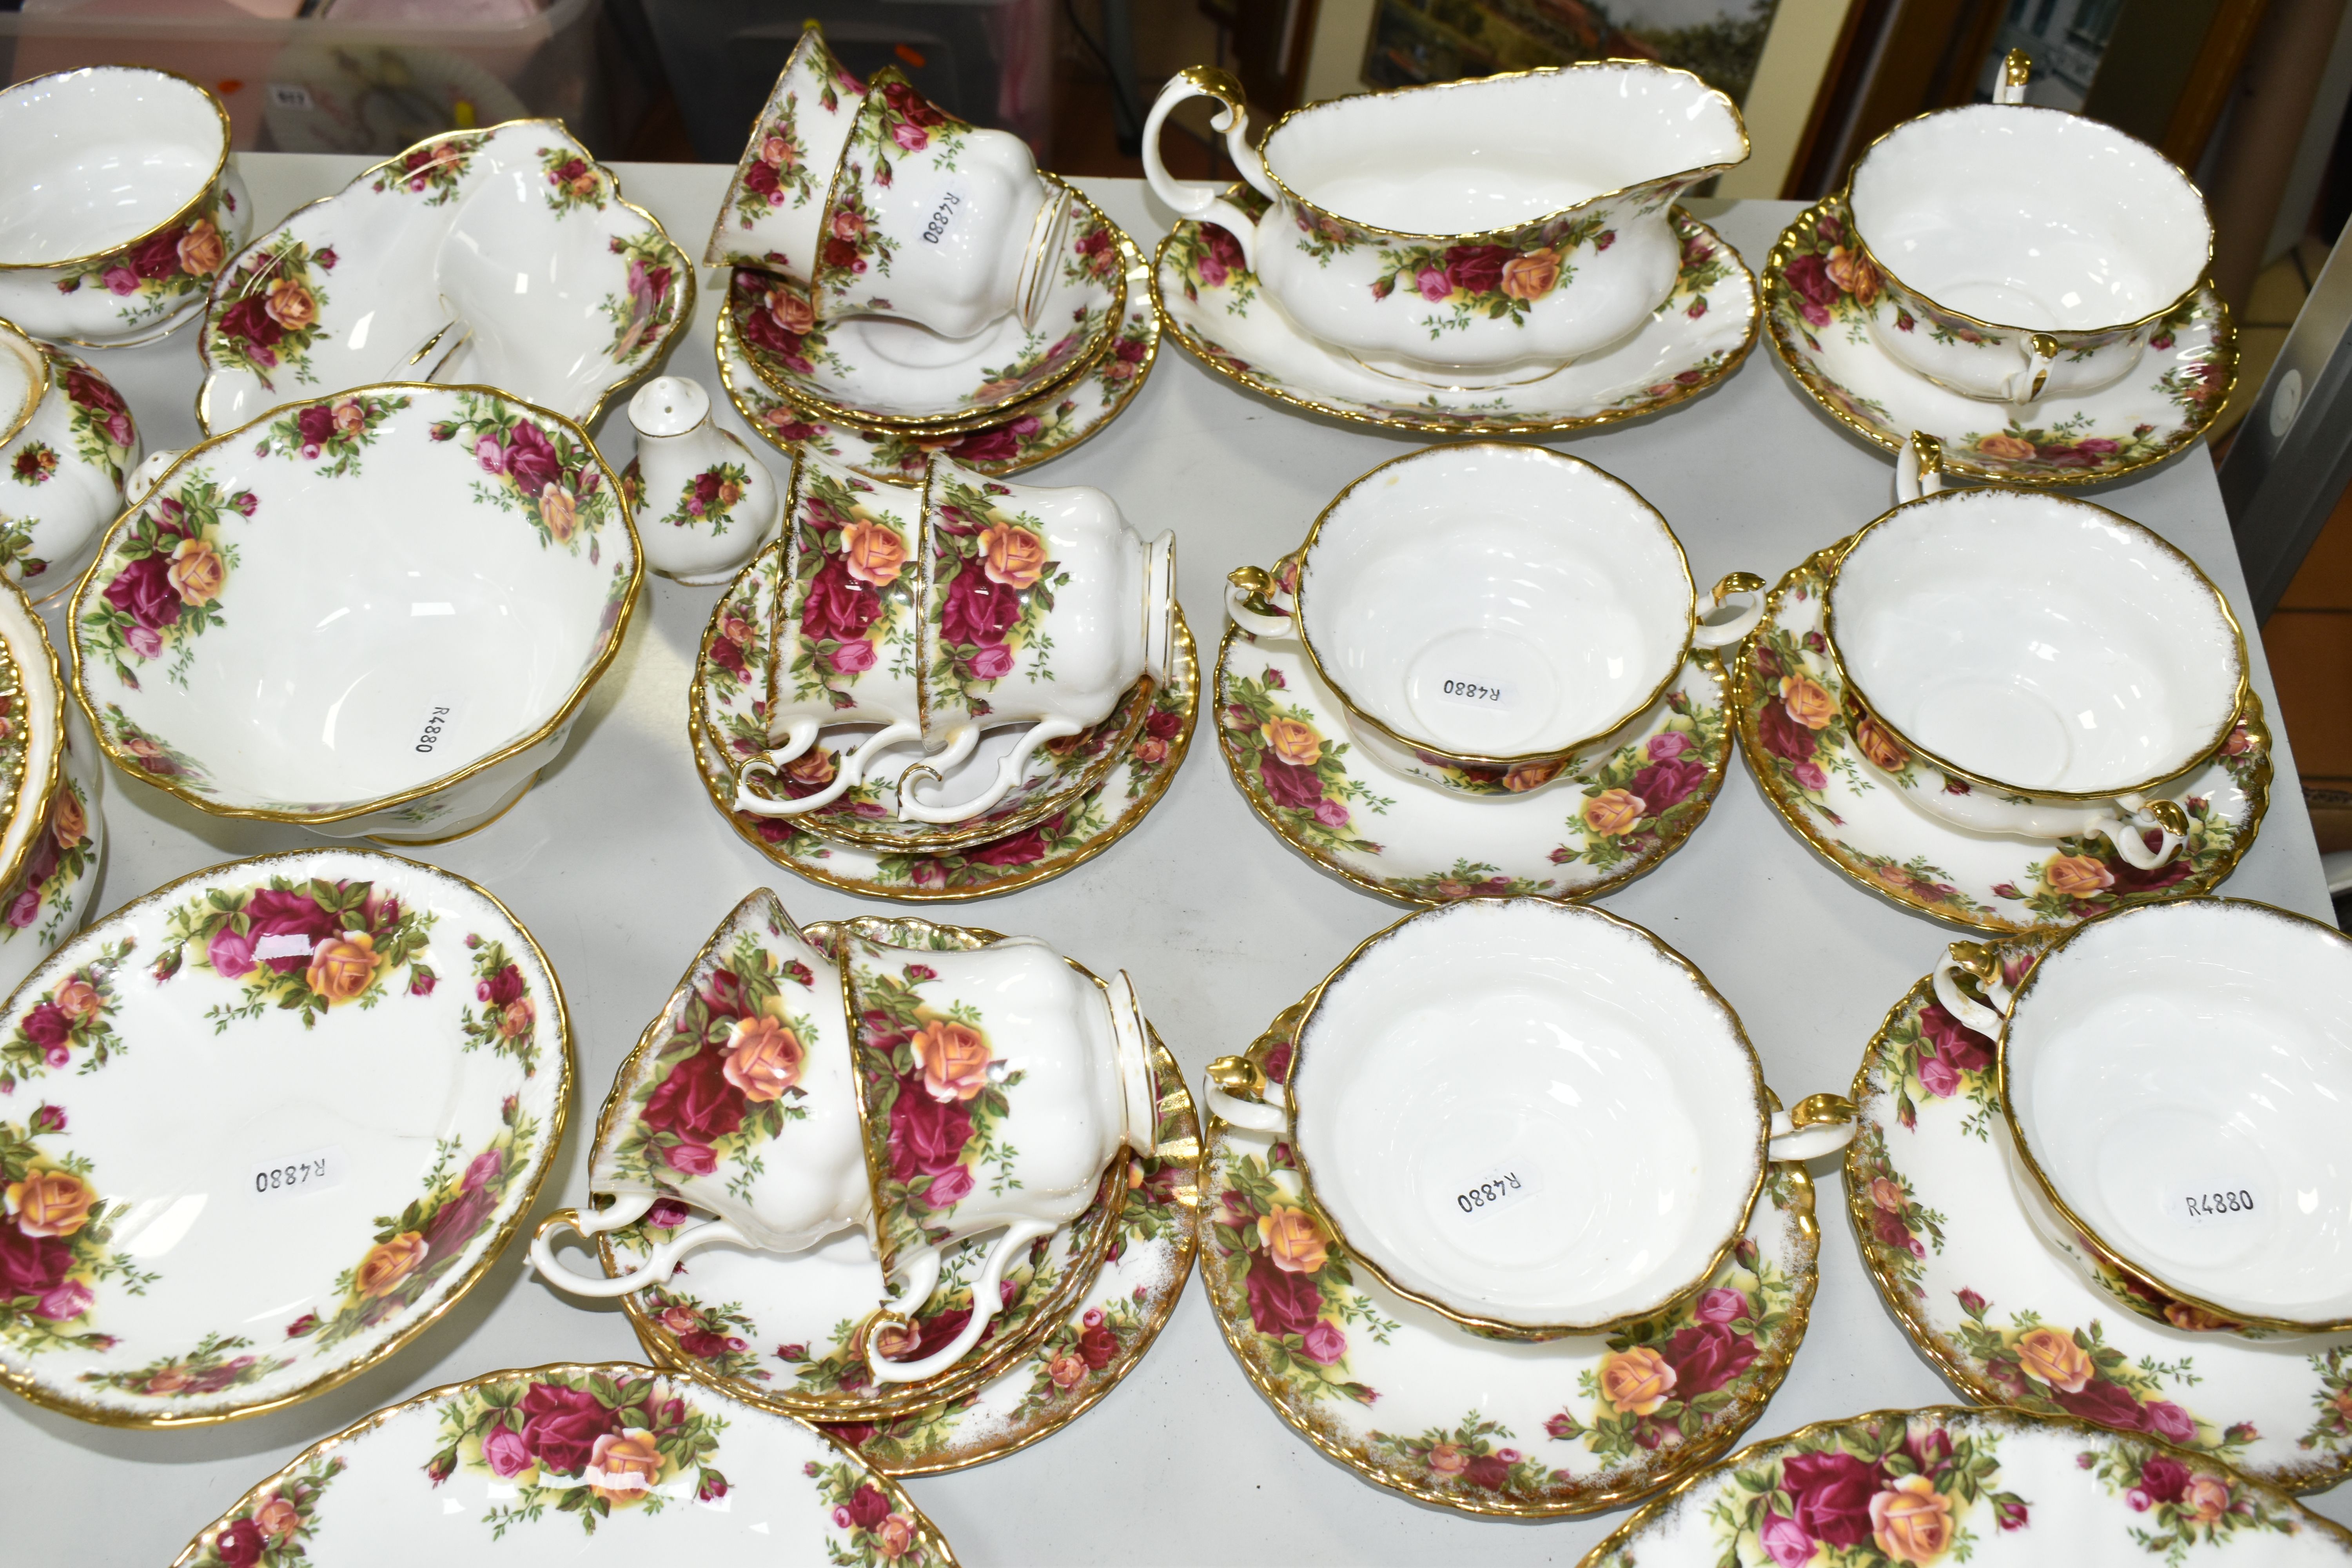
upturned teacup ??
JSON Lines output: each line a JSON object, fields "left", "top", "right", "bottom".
{"left": 1143, "top": 62, "right": 1745, "bottom": 383}
{"left": 1225, "top": 443, "right": 1760, "bottom": 797}
{"left": 704, "top": 22, "right": 870, "bottom": 278}
{"left": 1819, "top": 481, "right": 2246, "bottom": 868}
{"left": 1203, "top": 898, "right": 1854, "bottom": 1338}
{"left": 0, "top": 67, "right": 251, "bottom": 347}
{"left": 1933, "top": 898, "right": 2352, "bottom": 1336}
{"left": 1843, "top": 68, "right": 2212, "bottom": 405}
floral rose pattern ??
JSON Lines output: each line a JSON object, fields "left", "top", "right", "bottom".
{"left": 601, "top": 229, "right": 681, "bottom": 363}
{"left": 258, "top": 391, "right": 408, "bottom": 479}
{"left": 79, "top": 471, "right": 254, "bottom": 691}
{"left": 729, "top": 93, "right": 820, "bottom": 232}
{"left": 456, "top": 933, "right": 544, "bottom": 1077}
{"left": 924, "top": 472, "right": 1069, "bottom": 713}
{"left": 2081, "top": 1438, "right": 2308, "bottom": 1564}
{"left": 812, "top": 73, "right": 971, "bottom": 305}
{"left": 77, "top": 1326, "right": 292, "bottom": 1401}
{"left": 428, "top": 390, "right": 617, "bottom": 558}
{"left": 0, "top": 1105, "right": 158, "bottom": 1358}
{"left": 184, "top": 1454, "right": 342, "bottom": 1567}
{"left": 52, "top": 183, "right": 236, "bottom": 332}
{"left": 154, "top": 874, "right": 440, "bottom": 1031}
{"left": 208, "top": 237, "right": 337, "bottom": 391}
{"left": 0, "top": 936, "right": 132, "bottom": 1090}
{"left": 805, "top": 1455, "right": 942, "bottom": 1566}
{"left": 367, "top": 131, "right": 486, "bottom": 205}
{"left": 424, "top": 1367, "right": 727, "bottom": 1537}
{"left": 537, "top": 143, "right": 610, "bottom": 216}
{"left": 731, "top": 267, "right": 840, "bottom": 383}
{"left": 630, "top": 457, "right": 754, "bottom": 539}
{"left": 779, "top": 462, "right": 918, "bottom": 710}
{"left": 0, "top": 775, "right": 99, "bottom": 952}
{"left": 98, "top": 702, "right": 208, "bottom": 790}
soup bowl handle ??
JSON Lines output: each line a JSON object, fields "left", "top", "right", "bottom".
{"left": 2098, "top": 796, "right": 2188, "bottom": 869}
{"left": 1691, "top": 572, "right": 1766, "bottom": 650}
{"left": 1767, "top": 1092, "right": 1858, "bottom": 1161}
{"left": 1933, "top": 939, "right": 2016, "bottom": 1038}
{"left": 1142, "top": 67, "right": 1273, "bottom": 268}
{"left": 1203, "top": 1053, "right": 1289, "bottom": 1133}
{"left": 1894, "top": 430, "right": 1948, "bottom": 505}
{"left": 530, "top": 1195, "right": 753, "bottom": 1298}
{"left": 1226, "top": 563, "right": 1296, "bottom": 640}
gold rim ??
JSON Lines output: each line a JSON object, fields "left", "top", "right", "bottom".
{"left": 192, "top": 118, "right": 696, "bottom": 438}
{"left": 1241, "top": 60, "right": 1749, "bottom": 245}
{"left": 1217, "top": 621, "right": 1732, "bottom": 907}
{"left": 1815, "top": 490, "right": 2253, "bottom": 803}
{"left": 1762, "top": 198, "right": 2240, "bottom": 487}
{"left": 1269, "top": 896, "right": 1773, "bottom": 1340}
{"left": 1733, "top": 559, "right": 2272, "bottom": 933}
{"left": 0, "top": 316, "right": 54, "bottom": 451}
{"left": 691, "top": 610, "right": 1199, "bottom": 903}
{"left": 0, "top": 66, "right": 234, "bottom": 274}
{"left": 1150, "top": 203, "right": 1759, "bottom": 436}
{"left": 0, "top": 846, "right": 574, "bottom": 1430}
{"left": 0, "top": 573, "right": 67, "bottom": 919}
{"left": 1994, "top": 895, "right": 2352, "bottom": 1337}
{"left": 1288, "top": 441, "right": 1702, "bottom": 771}
{"left": 1583, "top": 1402, "right": 2352, "bottom": 1557}
{"left": 70, "top": 379, "right": 645, "bottom": 828}
{"left": 170, "top": 1360, "right": 959, "bottom": 1567}
{"left": 1203, "top": 990, "right": 1819, "bottom": 1519}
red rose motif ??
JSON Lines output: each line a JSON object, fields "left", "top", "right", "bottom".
{"left": 1630, "top": 756, "right": 1708, "bottom": 813}
{"left": 1079, "top": 1324, "right": 1119, "bottom": 1368}
{"left": 1659, "top": 1321, "right": 1757, "bottom": 1396}
{"left": 1757, "top": 699, "right": 1818, "bottom": 764}
{"left": 1780, "top": 1449, "right": 1883, "bottom": 1549}
{"left": 103, "top": 554, "right": 183, "bottom": 633}
{"left": 216, "top": 296, "right": 283, "bottom": 350}
{"left": 242, "top": 888, "right": 345, "bottom": 973}
{"left": 1465, "top": 1453, "right": 1511, "bottom": 1488}
{"left": 2053, "top": 1376, "right": 2152, "bottom": 1431}
{"left": 1783, "top": 254, "right": 1837, "bottom": 325}
{"left": 799, "top": 556, "right": 882, "bottom": 644}
{"left": 744, "top": 160, "right": 779, "bottom": 196}
{"left": 295, "top": 404, "right": 336, "bottom": 452}
{"left": 847, "top": 1482, "right": 893, "bottom": 1528}
{"left": 887, "top": 1068, "right": 974, "bottom": 1180}
{"left": 938, "top": 565, "right": 1023, "bottom": 646}
{"left": 1258, "top": 755, "right": 1323, "bottom": 811}
{"left": 678, "top": 1328, "right": 748, "bottom": 1359}
{"left": 876, "top": 1305, "right": 973, "bottom": 1364}
{"left": 517, "top": 1381, "right": 617, "bottom": 1476}
{"left": 501, "top": 421, "right": 562, "bottom": 497}
{"left": 1443, "top": 244, "right": 1511, "bottom": 296}
{"left": 211, "top": 1519, "right": 265, "bottom": 1568}
{"left": 641, "top": 1045, "right": 747, "bottom": 1146}
{"left": 1145, "top": 709, "right": 1182, "bottom": 740}
{"left": 710, "top": 637, "right": 747, "bottom": 677}
{"left": 2139, "top": 1454, "right": 2191, "bottom": 1503}
{"left": 20, "top": 1001, "right": 69, "bottom": 1049}
{"left": 129, "top": 227, "right": 186, "bottom": 279}
{"left": 419, "top": 1183, "right": 493, "bottom": 1263}
{"left": 1244, "top": 1249, "right": 1322, "bottom": 1338}
{"left": 481, "top": 963, "right": 525, "bottom": 1006}
{"left": 1917, "top": 1001, "right": 1993, "bottom": 1073}
{"left": 967, "top": 827, "right": 1047, "bottom": 867}
{"left": 0, "top": 1218, "right": 72, "bottom": 1298}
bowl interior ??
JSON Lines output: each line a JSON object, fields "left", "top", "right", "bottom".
{"left": 0, "top": 69, "right": 221, "bottom": 266}
{"left": 1301, "top": 445, "right": 1691, "bottom": 757}
{"left": 1292, "top": 900, "right": 1761, "bottom": 1328}
{"left": 2008, "top": 900, "right": 2352, "bottom": 1322}
{"left": 1265, "top": 63, "right": 1741, "bottom": 234}
{"left": 1832, "top": 490, "right": 2239, "bottom": 792}
{"left": 79, "top": 387, "right": 628, "bottom": 815}
{"left": 1851, "top": 105, "right": 2209, "bottom": 330}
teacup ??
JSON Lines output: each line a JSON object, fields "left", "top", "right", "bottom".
{"left": 735, "top": 451, "right": 1175, "bottom": 826}
{"left": 1819, "top": 477, "right": 2246, "bottom": 869}
{"left": 1932, "top": 897, "right": 2352, "bottom": 1336}
{"left": 704, "top": 22, "right": 870, "bottom": 277}
{"left": 1203, "top": 898, "right": 1854, "bottom": 1337}
{"left": 0, "top": 317, "right": 142, "bottom": 593}
{"left": 0, "top": 67, "right": 251, "bottom": 347}
{"left": 531, "top": 891, "right": 1159, "bottom": 1385}
{"left": 1143, "top": 63, "right": 1746, "bottom": 382}
{"left": 1845, "top": 62, "right": 2212, "bottom": 404}
{"left": 1225, "top": 443, "right": 1760, "bottom": 797}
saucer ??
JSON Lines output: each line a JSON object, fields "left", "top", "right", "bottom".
{"left": 695, "top": 536, "right": 1153, "bottom": 853}
{"left": 1844, "top": 940, "right": 2352, "bottom": 1490}
{"left": 1586, "top": 1405, "right": 2352, "bottom": 1565}
{"left": 0, "top": 849, "right": 570, "bottom": 1428}
{"left": 1202, "top": 992, "right": 1818, "bottom": 1518}
{"left": 730, "top": 178, "right": 1127, "bottom": 432}
{"left": 691, "top": 613, "right": 1198, "bottom": 901}
{"left": 630, "top": 1009, "right": 1199, "bottom": 1475}
{"left": 1216, "top": 623, "right": 1731, "bottom": 905}
{"left": 717, "top": 223, "right": 1160, "bottom": 482}
{"left": 176, "top": 1361, "right": 958, "bottom": 1565}
{"left": 1152, "top": 193, "right": 1756, "bottom": 435}
{"left": 1765, "top": 197, "right": 2236, "bottom": 486}
{"left": 1734, "top": 556, "right": 2269, "bottom": 931}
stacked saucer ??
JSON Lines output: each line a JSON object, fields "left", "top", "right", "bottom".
{"left": 708, "top": 24, "right": 1156, "bottom": 481}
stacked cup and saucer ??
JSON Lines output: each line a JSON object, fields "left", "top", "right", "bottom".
{"left": 532, "top": 891, "right": 1201, "bottom": 1474}
{"left": 1143, "top": 62, "right": 1759, "bottom": 434}
{"left": 1765, "top": 51, "right": 2235, "bottom": 487}
{"left": 1218, "top": 441, "right": 1764, "bottom": 904}
{"left": 708, "top": 23, "right": 1158, "bottom": 482}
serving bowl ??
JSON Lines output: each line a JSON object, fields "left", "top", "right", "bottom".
{"left": 71, "top": 383, "right": 639, "bottom": 843}
{"left": 0, "top": 318, "right": 139, "bottom": 593}
{"left": 0, "top": 575, "right": 103, "bottom": 1005}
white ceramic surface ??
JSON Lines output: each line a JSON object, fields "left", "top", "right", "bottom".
{"left": 704, "top": 22, "right": 868, "bottom": 278}
{"left": 1144, "top": 64, "right": 1744, "bottom": 378}
{"left": 0, "top": 323, "right": 140, "bottom": 593}
{"left": 624, "top": 376, "right": 782, "bottom": 585}
{"left": 70, "top": 383, "right": 639, "bottom": 842}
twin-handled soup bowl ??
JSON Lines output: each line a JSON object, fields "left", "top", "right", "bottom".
{"left": 0, "top": 67, "right": 250, "bottom": 347}
{"left": 1933, "top": 898, "right": 2352, "bottom": 1336}
{"left": 1846, "top": 91, "right": 2212, "bottom": 404}
{"left": 1821, "top": 484, "right": 2246, "bottom": 867}
{"left": 69, "top": 383, "right": 640, "bottom": 843}
{"left": 1204, "top": 898, "right": 1853, "bottom": 1336}
{"left": 1145, "top": 62, "right": 1746, "bottom": 382}
{"left": 1227, "top": 443, "right": 1759, "bottom": 797}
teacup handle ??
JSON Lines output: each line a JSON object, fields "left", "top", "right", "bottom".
{"left": 865, "top": 1219, "right": 1057, "bottom": 1383}
{"left": 1933, "top": 940, "right": 2016, "bottom": 1038}
{"left": 1993, "top": 47, "right": 2031, "bottom": 106}
{"left": 1895, "top": 430, "right": 1947, "bottom": 504}
{"left": 1691, "top": 572, "right": 1766, "bottom": 650}
{"left": 1142, "top": 67, "right": 1272, "bottom": 267}
{"left": 529, "top": 1195, "right": 753, "bottom": 1299}
{"left": 2096, "top": 796, "right": 2189, "bottom": 869}
{"left": 2005, "top": 332, "right": 2060, "bottom": 405}
{"left": 1226, "top": 563, "right": 1295, "bottom": 640}
{"left": 897, "top": 717, "right": 1082, "bottom": 825}
{"left": 735, "top": 720, "right": 921, "bottom": 818}
{"left": 1767, "top": 1092, "right": 1858, "bottom": 1161}
{"left": 1202, "top": 1053, "right": 1288, "bottom": 1134}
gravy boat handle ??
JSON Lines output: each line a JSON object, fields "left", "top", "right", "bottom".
{"left": 1767, "top": 1091, "right": 1858, "bottom": 1161}
{"left": 1143, "top": 67, "right": 1274, "bottom": 268}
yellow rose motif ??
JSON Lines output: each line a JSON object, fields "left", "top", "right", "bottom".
{"left": 1598, "top": 1346, "right": 1676, "bottom": 1415}
{"left": 264, "top": 278, "right": 318, "bottom": 331}
{"left": 540, "top": 482, "right": 579, "bottom": 544}
{"left": 8, "top": 1168, "right": 94, "bottom": 1236}
{"left": 498, "top": 995, "right": 536, "bottom": 1039}
{"left": 145, "top": 1365, "right": 191, "bottom": 1394}
{"left": 784, "top": 748, "right": 837, "bottom": 789}
{"left": 176, "top": 218, "right": 225, "bottom": 278}
{"left": 2185, "top": 1473, "right": 2231, "bottom": 1524}
{"left": 254, "top": 1495, "right": 300, "bottom": 1541}
{"left": 1870, "top": 1472, "right": 1953, "bottom": 1563}
{"left": 168, "top": 537, "right": 226, "bottom": 608}
{"left": 53, "top": 977, "right": 101, "bottom": 1022}
{"left": 840, "top": 519, "right": 905, "bottom": 586}
{"left": 1427, "top": 1442, "right": 1468, "bottom": 1475}
{"left": 1260, "top": 716, "right": 1323, "bottom": 769}
{"left": 909, "top": 1018, "right": 993, "bottom": 1103}
{"left": 1499, "top": 247, "right": 1562, "bottom": 301}
{"left": 1779, "top": 674, "right": 1837, "bottom": 730}
{"left": 52, "top": 791, "right": 84, "bottom": 849}
{"left": 585, "top": 1428, "right": 664, "bottom": 1505}
{"left": 2014, "top": 1325, "right": 2093, "bottom": 1392}
{"left": 760, "top": 134, "right": 793, "bottom": 168}
{"left": 1502, "top": 759, "right": 1563, "bottom": 793}
{"left": 306, "top": 931, "right": 381, "bottom": 1005}
{"left": 1870, "top": 1176, "right": 1905, "bottom": 1212}
{"left": 2165, "top": 1300, "right": 2236, "bottom": 1332}
{"left": 1977, "top": 432, "right": 2038, "bottom": 461}
{"left": 877, "top": 1515, "right": 918, "bottom": 1560}
{"left": 872, "top": 1319, "right": 919, "bottom": 1360}
{"left": 356, "top": 1231, "right": 428, "bottom": 1297}
{"left": 723, "top": 1012, "right": 805, "bottom": 1102}
{"left": 1583, "top": 788, "right": 1646, "bottom": 836}
{"left": 1048, "top": 1351, "right": 1087, "bottom": 1388}
{"left": 978, "top": 522, "right": 1048, "bottom": 590}
{"left": 2043, "top": 855, "right": 2114, "bottom": 897}
{"left": 1825, "top": 245, "right": 1881, "bottom": 306}
{"left": 1257, "top": 1205, "right": 1328, "bottom": 1274}
{"left": 768, "top": 283, "right": 816, "bottom": 336}
{"left": 1853, "top": 715, "right": 1908, "bottom": 770}
{"left": 330, "top": 397, "right": 366, "bottom": 437}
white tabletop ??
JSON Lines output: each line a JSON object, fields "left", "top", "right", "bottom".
{"left": 4, "top": 159, "right": 2340, "bottom": 1565}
